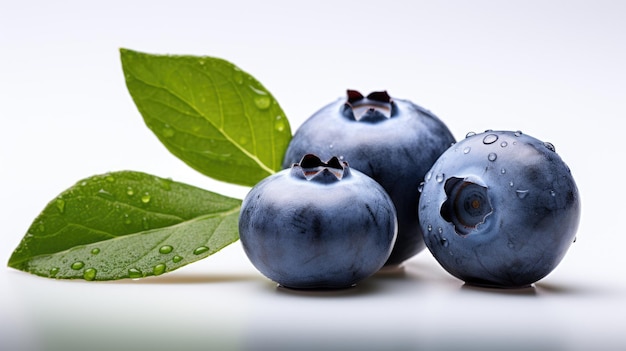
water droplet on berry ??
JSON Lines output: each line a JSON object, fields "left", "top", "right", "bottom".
{"left": 514, "top": 130, "right": 523, "bottom": 137}
{"left": 418, "top": 182, "right": 425, "bottom": 193}
{"left": 438, "top": 227, "right": 443, "bottom": 234}
{"left": 425, "top": 171, "right": 432, "bottom": 182}
{"left": 516, "top": 189, "right": 529, "bottom": 199}
{"left": 544, "top": 142, "right": 556, "bottom": 152}
{"left": 500, "top": 141, "right": 508, "bottom": 148}
{"left": 463, "top": 147, "right": 471, "bottom": 154}
{"left": 435, "top": 174, "right": 445, "bottom": 183}
{"left": 483, "top": 134, "right": 498, "bottom": 145}
{"left": 440, "top": 237, "right": 449, "bottom": 247}
{"left": 465, "top": 132, "right": 476, "bottom": 138}
{"left": 159, "top": 245, "right": 173, "bottom": 254}
{"left": 427, "top": 224, "right": 432, "bottom": 232}
{"left": 488, "top": 153, "right": 497, "bottom": 162}
{"left": 500, "top": 168, "right": 506, "bottom": 174}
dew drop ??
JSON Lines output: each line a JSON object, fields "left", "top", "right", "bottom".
{"left": 232, "top": 68, "right": 244, "bottom": 84}
{"left": 274, "top": 116, "right": 286, "bottom": 132}
{"left": 141, "top": 193, "right": 151, "bottom": 204}
{"left": 440, "top": 237, "right": 449, "bottom": 247}
{"left": 254, "top": 96, "right": 271, "bottom": 110}
{"left": 500, "top": 141, "right": 508, "bottom": 148}
{"left": 123, "top": 214, "right": 132, "bottom": 225}
{"left": 158, "top": 178, "right": 173, "bottom": 191}
{"left": 516, "top": 189, "right": 529, "bottom": 199}
{"left": 418, "top": 182, "right": 425, "bottom": 193}
{"left": 37, "top": 221, "right": 45, "bottom": 232}
{"left": 71, "top": 261, "right": 84, "bottom": 270}
{"left": 83, "top": 268, "right": 97, "bottom": 281}
{"left": 488, "top": 152, "right": 497, "bottom": 162}
{"left": 159, "top": 245, "right": 173, "bottom": 254}
{"left": 105, "top": 174, "right": 116, "bottom": 183}
{"left": 153, "top": 264, "right": 166, "bottom": 276}
{"left": 483, "top": 134, "right": 498, "bottom": 145}
{"left": 328, "top": 143, "right": 334, "bottom": 149}
{"left": 438, "top": 227, "right": 443, "bottom": 234}
{"left": 162, "top": 124, "right": 175, "bottom": 138}
{"left": 544, "top": 142, "right": 556, "bottom": 152}
{"left": 142, "top": 217, "right": 150, "bottom": 230}
{"left": 55, "top": 198, "right": 66, "bottom": 214}
{"left": 435, "top": 174, "right": 445, "bottom": 183}
{"left": 126, "top": 186, "right": 135, "bottom": 196}
{"left": 514, "top": 130, "right": 523, "bottom": 137}
{"left": 463, "top": 146, "right": 471, "bottom": 154}
{"left": 128, "top": 268, "right": 143, "bottom": 279}
{"left": 97, "top": 189, "right": 115, "bottom": 201}
{"left": 193, "top": 246, "right": 210, "bottom": 255}
{"left": 425, "top": 171, "right": 433, "bottom": 182}
{"left": 49, "top": 267, "right": 60, "bottom": 277}
{"left": 91, "top": 248, "right": 100, "bottom": 255}
{"left": 550, "top": 190, "right": 556, "bottom": 197}
{"left": 427, "top": 224, "right": 432, "bottom": 232}
{"left": 509, "top": 181, "right": 514, "bottom": 187}
{"left": 465, "top": 131, "right": 476, "bottom": 138}
{"left": 172, "top": 255, "right": 183, "bottom": 263}
{"left": 500, "top": 168, "right": 506, "bottom": 174}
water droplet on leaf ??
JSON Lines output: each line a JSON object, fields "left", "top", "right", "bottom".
{"left": 55, "top": 199, "right": 66, "bottom": 213}
{"left": 50, "top": 267, "right": 60, "bottom": 277}
{"left": 126, "top": 186, "right": 134, "bottom": 196}
{"left": 97, "top": 189, "right": 115, "bottom": 201}
{"left": 105, "top": 174, "right": 115, "bottom": 182}
{"left": 153, "top": 264, "right": 166, "bottom": 276}
{"left": 172, "top": 255, "right": 183, "bottom": 263}
{"left": 141, "top": 193, "right": 151, "bottom": 204}
{"left": 83, "top": 268, "right": 97, "bottom": 281}
{"left": 193, "top": 246, "right": 210, "bottom": 255}
{"left": 71, "top": 261, "right": 84, "bottom": 270}
{"left": 159, "top": 245, "right": 173, "bottom": 254}
{"left": 254, "top": 96, "right": 271, "bottom": 110}
{"left": 128, "top": 268, "right": 142, "bottom": 279}
{"left": 162, "top": 124, "right": 175, "bottom": 138}
{"left": 91, "top": 248, "right": 100, "bottom": 255}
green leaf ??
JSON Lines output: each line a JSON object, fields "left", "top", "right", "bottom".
{"left": 8, "top": 171, "right": 242, "bottom": 281}
{"left": 120, "top": 48, "right": 292, "bottom": 187}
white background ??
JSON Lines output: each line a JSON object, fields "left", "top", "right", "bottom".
{"left": 1, "top": 1, "right": 625, "bottom": 350}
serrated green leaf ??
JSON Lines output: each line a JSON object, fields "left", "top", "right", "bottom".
{"left": 8, "top": 171, "right": 241, "bottom": 281}
{"left": 120, "top": 48, "right": 292, "bottom": 187}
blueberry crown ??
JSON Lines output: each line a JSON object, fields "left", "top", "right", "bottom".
{"left": 290, "top": 154, "right": 351, "bottom": 183}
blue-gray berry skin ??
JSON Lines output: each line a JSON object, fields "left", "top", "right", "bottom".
{"left": 239, "top": 154, "right": 398, "bottom": 289}
{"left": 282, "top": 90, "right": 455, "bottom": 265}
{"left": 418, "top": 130, "right": 581, "bottom": 288}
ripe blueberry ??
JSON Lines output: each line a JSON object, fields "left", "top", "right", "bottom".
{"left": 418, "top": 130, "right": 581, "bottom": 288}
{"left": 283, "top": 90, "right": 455, "bottom": 265}
{"left": 239, "top": 154, "right": 398, "bottom": 289}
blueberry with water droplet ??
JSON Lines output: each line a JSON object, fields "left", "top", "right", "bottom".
{"left": 418, "top": 130, "right": 580, "bottom": 288}
{"left": 282, "top": 90, "right": 455, "bottom": 265}
{"left": 239, "top": 154, "right": 397, "bottom": 289}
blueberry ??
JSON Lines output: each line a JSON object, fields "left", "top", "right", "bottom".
{"left": 283, "top": 90, "right": 455, "bottom": 265}
{"left": 418, "top": 130, "right": 581, "bottom": 288}
{"left": 239, "top": 154, "right": 398, "bottom": 289}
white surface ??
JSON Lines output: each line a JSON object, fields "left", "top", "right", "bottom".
{"left": 1, "top": 1, "right": 625, "bottom": 350}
